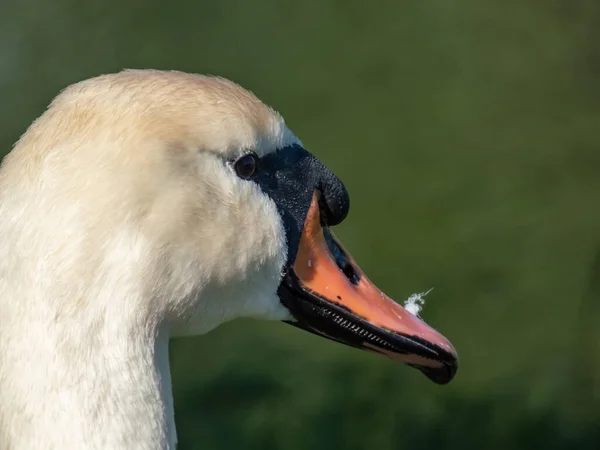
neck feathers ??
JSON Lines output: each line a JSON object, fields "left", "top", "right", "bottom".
{"left": 0, "top": 217, "right": 177, "bottom": 449}
{"left": 0, "top": 296, "right": 176, "bottom": 449}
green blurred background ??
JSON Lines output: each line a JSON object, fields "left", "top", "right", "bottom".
{"left": 2, "top": 0, "right": 599, "bottom": 448}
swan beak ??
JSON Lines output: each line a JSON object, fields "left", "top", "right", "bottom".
{"left": 279, "top": 194, "right": 458, "bottom": 384}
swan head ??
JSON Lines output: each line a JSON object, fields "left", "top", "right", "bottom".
{"left": 5, "top": 70, "right": 457, "bottom": 384}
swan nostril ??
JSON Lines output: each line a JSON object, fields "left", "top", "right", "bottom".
{"left": 322, "top": 227, "right": 360, "bottom": 285}
{"left": 341, "top": 261, "right": 360, "bottom": 285}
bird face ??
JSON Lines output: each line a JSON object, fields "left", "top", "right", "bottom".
{"left": 6, "top": 69, "right": 457, "bottom": 384}
{"left": 230, "top": 144, "right": 458, "bottom": 384}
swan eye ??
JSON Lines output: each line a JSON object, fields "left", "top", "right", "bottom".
{"left": 233, "top": 152, "right": 259, "bottom": 179}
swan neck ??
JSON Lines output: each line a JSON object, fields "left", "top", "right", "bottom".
{"left": 0, "top": 311, "right": 176, "bottom": 450}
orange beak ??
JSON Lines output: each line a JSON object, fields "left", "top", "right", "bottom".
{"left": 279, "top": 194, "right": 458, "bottom": 384}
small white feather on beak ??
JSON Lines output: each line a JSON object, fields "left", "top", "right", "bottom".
{"left": 404, "top": 288, "right": 433, "bottom": 316}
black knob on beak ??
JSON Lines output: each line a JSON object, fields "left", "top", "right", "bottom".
{"left": 317, "top": 170, "right": 350, "bottom": 226}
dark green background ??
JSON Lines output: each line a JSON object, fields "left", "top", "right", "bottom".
{"left": 2, "top": 1, "right": 599, "bottom": 448}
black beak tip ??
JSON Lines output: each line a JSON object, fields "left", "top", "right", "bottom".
{"left": 418, "top": 359, "right": 458, "bottom": 385}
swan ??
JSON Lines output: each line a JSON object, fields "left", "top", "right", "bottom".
{"left": 0, "top": 70, "right": 458, "bottom": 450}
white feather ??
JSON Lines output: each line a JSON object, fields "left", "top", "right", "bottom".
{"left": 404, "top": 288, "right": 433, "bottom": 316}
